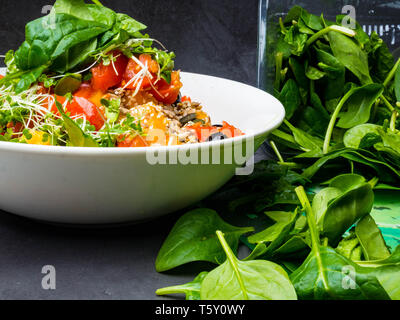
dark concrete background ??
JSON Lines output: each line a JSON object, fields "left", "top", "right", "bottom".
{"left": 0, "top": 0, "right": 258, "bottom": 300}
{"left": 0, "top": 0, "right": 258, "bottom": 85}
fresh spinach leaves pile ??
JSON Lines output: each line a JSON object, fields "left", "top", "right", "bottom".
{"left": 155, "top": 7, "right": 400, "bottom": 300}
{"left": 270, "top": 6, "right": 400, "bottom": 188}
{"left": 1, "top": 0, "right": 175, "bottom": 93}
{"left": 156, "top": 172, "right": 399, "bottom": 300}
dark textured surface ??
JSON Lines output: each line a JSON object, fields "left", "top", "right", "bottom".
{"left": 0, "top": 0, "right": 258, "bottom": 300}
{"left": 0, "top": 0, "right": 258, "bottom": 85}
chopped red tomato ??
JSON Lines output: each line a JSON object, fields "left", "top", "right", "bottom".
{"left": 117, "top": 134, "right": 149, "bottom": 148}
{"left": 150, "top": 71, "right": 183, "bottom": 105}
{"left": 91, "top": 51, "right": 128, "bottom": 91}
{"left": 122, "top": 54, "right": 159, "bottom": 90}
{"left": 187, "top": 121, "right": 244, "bottom": 142}
{"left": 122, "top": 55, "right": 182, "bottom": 105}
{"left": 48, "top": 95, "right": 67, "bottom": 114}
{"left": 220, "top": 121, "right": 244, "bottom": 138}
{"left": 74, "top": 83, "right": 93, "bottom": 99}
{"left": 48, "top": 91, "right": 105, "bottom": 131}
{"left": 65, "top": 97, "right": 105, "bottom": 131}
{"left": 74, "top": 83, "right": 104, "bottom": 107}
{"left": 181, "top": 96, "right": 191, "bottom": 103}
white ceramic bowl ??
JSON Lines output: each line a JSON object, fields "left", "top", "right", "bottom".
{"left": 0, "top": 71, "right": 285, "bottom": 224}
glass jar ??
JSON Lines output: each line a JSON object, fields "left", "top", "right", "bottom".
{"left": 258, "top": 0, "right": 400, "bottom": 91}
{"left": 257, "top": 0, "right": 400, "bottom": 248}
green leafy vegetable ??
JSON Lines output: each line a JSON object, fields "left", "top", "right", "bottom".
{"left": 200, "top": 231, "right": 297, "bottom": 300}
{"left": 312, "top": 174, "right": 374, "bottom": 244}
{"left": 156, "top": 272, "right": 208, "bottom": 300}
{"left": 290, "top": 187, "right": 392, "bottom": 300}
{"left": 155, "top": 209, "right": 253, "bottom": 272}
{"left": 1, "top": 0, "right": 148, "bottom": 92}
{"left": 55, "top": 100, "right": 99, "bottom": 147}
{"left": 355, "top": 214, "right": 391, "bottom": 261}
{"left": 336, "top": 232, "right": 363, "bottom": 261}
{"left": 101, "top": 98, "right": 120, "bottom": 124}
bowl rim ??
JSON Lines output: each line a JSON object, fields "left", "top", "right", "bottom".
{"left": 0, "top": 71, "right": 285, "bottom": 156}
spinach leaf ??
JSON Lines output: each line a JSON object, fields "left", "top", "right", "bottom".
{"left": 344, "top": 124, "right": 400, "bottom": 165}
{"left": 357, "top": 246, "right": 400, "bottom": 268}
{"left": 368, "top": 32, "right": 395, "bottom": 83}
{"left": 15, "top": 65, "right": 48, "bottom": 94}
{"left": 15, "top": 14, "right": 108, "bottom": 71}
{"left": 156, "top": 272, "right": 208, "bottom": 300}
{"left": 288, "top": 57, "right": 308, "bottom": 103}
{"left": 53, "top": 0, "right": 94, "bottom": 20}
{"left": 343, "top": 124, "right": 381, "bottom": 148}
{"left": 355, "top": 214, "right": 391, "bottom": 261}
{"left": 274, "top": 234, "right": 310, "bottom": 258}
{"left": 312, "top": 174, "right": 374, "bottom": 244}
{"left": 356, "top": 246, "right": 400, "bottom": 300}
{"left": 300, "top": 10, "right": 323, "bottom": 31}
{"left": 284, "top": 120, "right": 323, "bottom": 157}
{"left": 336, "top": 84, "right": 384, "bottom": 129}
{"left": 284, "top": 6, "right": 303, "bottom": 24}
{"left": 200, "top": 231, "right": 297, "bottom": 300}
{"left": 395, "top": 61, "right": 400, "bottom": 102}
{"left": 284, "top": 26, "right": 308, "bottom": 56}
{"left": 246, "top": 209, "right": 298, "bottom": 259}
{"left": 302, "top": 148, "right": 400, "bottom": 183}
{"left": 305, "top": 65, "right": 325, "bottom": 80}
{"left": 155, "top": 209, "right": 253, "bottom": 272}
{"left": 377, "top": 272, "right": 400, "bottom": 300}
{"left": 55, "top": 100, "right": 99, "bottom": 147}
{"left": 336, "top": 232, "right": 362, "bottom": 261}
{"left": 51, "top": 38, "right": 98, "bottom": 73}
{"left": 328, "top": 31, "right": 372, "bottom": 84}
{"left": 87, "top": 4, "right": 117, "bottom": 27}
{"left": 278, "top": 79, "right": 301, "bottom": 120}
{"left": 314, "top": 48, "right": 345, "bottom": 102}
{"left": 115, "top": 13, "right": 147, "bottom": 36}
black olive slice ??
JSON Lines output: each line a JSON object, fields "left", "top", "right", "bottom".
{"left": 208, "top": 132, "right": 228, "bottom": 141}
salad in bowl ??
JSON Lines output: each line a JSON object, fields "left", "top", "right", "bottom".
{"left": 0, "top": 0, "right": 284, "bottom": 224}
{"left": 0, "top": 0, "right": 243, "bottom": 148}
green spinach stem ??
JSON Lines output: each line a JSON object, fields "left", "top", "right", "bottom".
{"left": 383, "top": 58, "right": 400, "bottom": 88}
{"left": 305, "top": 25, "right": 355, "bottom": 50}
{"left": 323, "top": 89, "right": 354, "bottom": 154}
{"left": 155, "top": 286, "right": 187, "bottom": 296}
{"left": 91, "top": 0, "right": 103, "bottom": 5}
{"left": 295, "top": 186, "right": 320, "bottom": 249}
{"left": 270, "top": 140, "right": 284, "bottom": 163}
{"left": 279, "top": 18, "right": 286, "bottom": 34}
{"left": 274, "top": 52, "right": 283, "bottom": 92}
{"left": 390, "top": 111, "right": 398, "bottom": 132}
{"left": 368, "top": 177, "right": 379, "bottom": 188}
{"left": 216, "top": 231, "right": 249, "bottom": 300}
{"left": 381, "top": 95, "right": 395, "bottom": 112}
